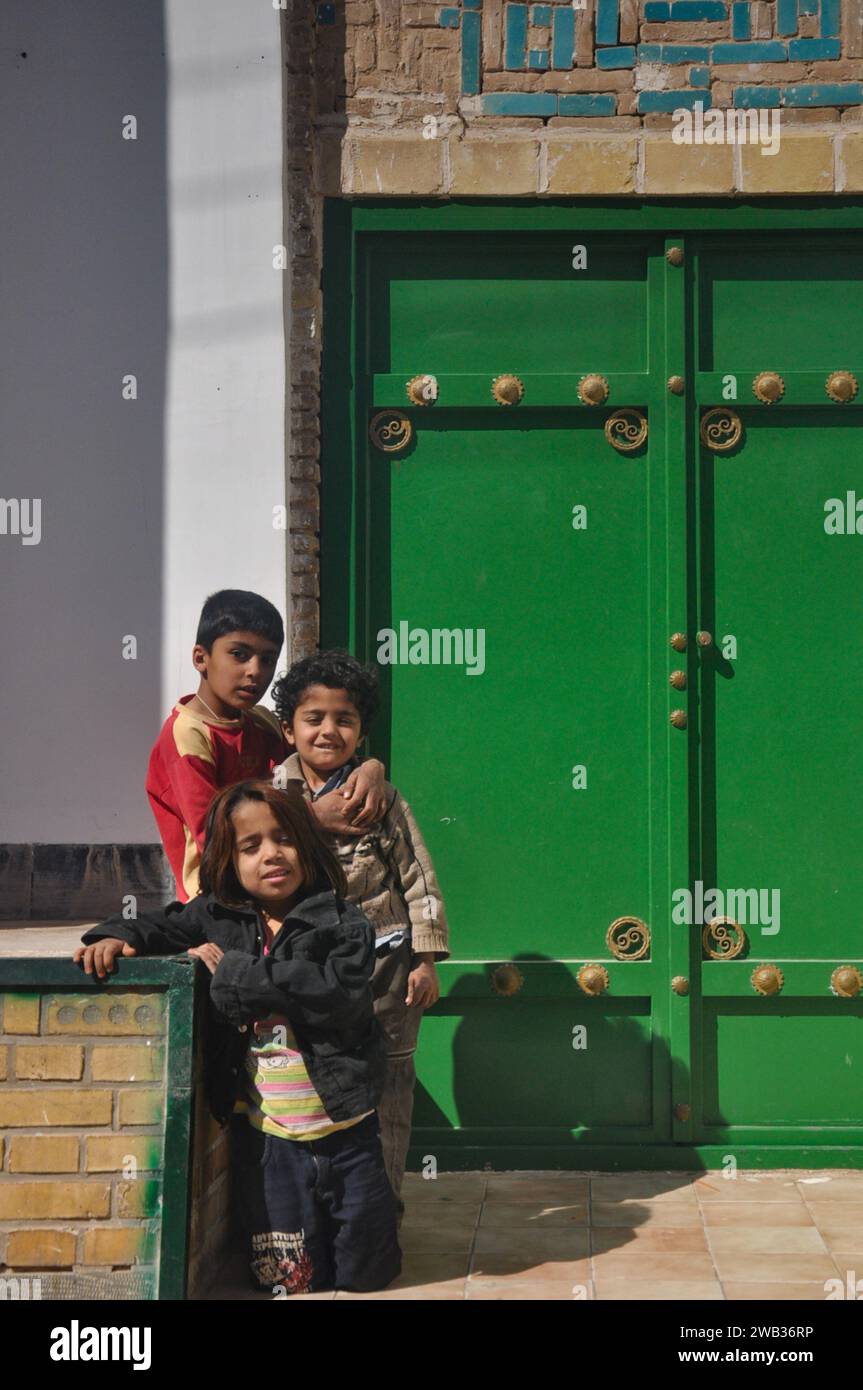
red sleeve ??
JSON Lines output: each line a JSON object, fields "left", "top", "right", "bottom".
{"left": 166, "top": 753, "right": 219, "bottom": 852}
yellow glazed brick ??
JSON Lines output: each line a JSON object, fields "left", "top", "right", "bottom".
{"left": 349, "top": 137, "right": 444, "bottom": 195}
{"left": 0, "top": 1181, "right": 111, "bottom": 1220}
{"left": 739, "top": 132, "right": 833, "bottom": 192}
{"left": 3, "top": 994, "right": 41, "bottom": 1034}
{"left": 8, "top": 1135, "right": 79, "bottom": 1173}
{"left": 546, "top": 136, "right": 637, "bottom": 194}
{"left": 118, "top": 1089, "right": 164, "bottom": 1127}
{"left": 82, "top": 1227, "right": 150, "bottom": 1267}
{"left": 86, "top": 1136, "right": 163, "bottom": 1173}
{"left": 44, "top": 993, "right": 165, "bottom": 1036}
{"left": 6, "top": 1229, "right": 77, "bottom": 1268}
{"left": 643, "top": 138, "right": 734, "bottom": 193}
{"left": 90, "top": 1044, "right": 164, "bottom": 1083}
{"left": 0, "top": 1090, "right": 112, "bottom": 1127}
{"left": 448, "top": 139, "right": 538, "bottom": 194}
{"left": 839, "top": 130, "right": 863, "bottom": 190}
{"left": 16, "top": 1045, "right": 84, "bottom": 1080}
{"left": 116, "top": 1180, "right": 161, "bottom": 1219}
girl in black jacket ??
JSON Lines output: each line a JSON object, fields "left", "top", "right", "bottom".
{"left": 75, "top": 780, "right": 401, "bottom": 1296}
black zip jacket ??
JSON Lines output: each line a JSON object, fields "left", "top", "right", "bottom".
{"left": 80, "top": 889, "right": 387, "bottom": 1126}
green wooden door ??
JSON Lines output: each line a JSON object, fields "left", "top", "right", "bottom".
{"left": 693, "top": 236, "right": 863, "bottom": 1153}
{"left": 323, "top": 210, "right": 863, "bottom": 1169}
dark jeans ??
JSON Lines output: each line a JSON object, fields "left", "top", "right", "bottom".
{"left": 229, "top": 1111, "right": 402, "bottom": 1295}
{"left": 371, "top": 940, "right": 424, "bottom": 1218}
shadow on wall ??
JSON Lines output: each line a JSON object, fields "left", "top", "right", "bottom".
{"left": 0, "top": 1, "right": 168, "bottom": 917}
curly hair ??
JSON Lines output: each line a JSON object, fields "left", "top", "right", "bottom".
{"left": 271, "top": 648, "right": 379, "bottom": 734}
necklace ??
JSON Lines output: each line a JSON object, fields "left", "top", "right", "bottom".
{"left": 193, "top": 691, "right": 242, "bottom": 723}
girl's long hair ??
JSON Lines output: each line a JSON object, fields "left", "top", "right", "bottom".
{"left": 198, "top": 779, "right": 347, "bottom": 907}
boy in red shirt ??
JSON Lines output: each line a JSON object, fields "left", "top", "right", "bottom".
{"left": 146, "top": 589, "right": 386, "bottom": 900}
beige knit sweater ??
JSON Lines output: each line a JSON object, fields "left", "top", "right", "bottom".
{"left": 277, "top": 753, "right": 450, "bottom": 961}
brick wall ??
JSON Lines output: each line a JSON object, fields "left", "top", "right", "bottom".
{"left": 310, "top": 0, "right": 863, "bottom": 194}
{"left": 0, "top": 990, "right": 164, "bottom": 1298}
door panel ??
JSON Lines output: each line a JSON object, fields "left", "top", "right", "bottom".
{"left": 694, "top": 238, "right": 863, "bottom": 1144}
{"left": 362, "top": 234, "right": 669, "bottom": 1146}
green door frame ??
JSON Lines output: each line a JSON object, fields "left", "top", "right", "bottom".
{"left": 321, "top": 198, "right": 863, "bottom": 1170}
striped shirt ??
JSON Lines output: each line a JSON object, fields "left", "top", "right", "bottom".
{"left": 232, "top": 917, "right": 373, "bottom": 1141}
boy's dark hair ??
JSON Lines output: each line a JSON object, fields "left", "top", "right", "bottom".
{"left": 195, "top": 589, "right": 284, "bottom": 652}
{"left": 271, "top": 649, "right": 379, "bottom": 734}
{"left": 199, "top": 779, "right": 347, "bottom": 906}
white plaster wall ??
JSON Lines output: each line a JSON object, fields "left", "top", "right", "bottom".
{"left": 0, "top": 0, "right": 287, "bottom": 844}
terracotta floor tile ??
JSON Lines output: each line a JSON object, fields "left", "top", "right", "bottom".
{"left": 400, "top": 1203, "right": 480, "bottom": 1229}
{"left": 721, "top": 1282, "right": 835, "bottom": 1301}
{"left": 826, "top": 1256, "right": 863, "bottom": 1281}
{"left": 795, "top": 1179, "right": 863, "bottom": 1201}
{"left": 591, "top": 1175, "right": 699, "bottom": 1203}
{"left": 401, "top": 1175, "right": 487, "bottom": 1202}
{"left": 478, "top": 1201, "right": 588, "bottom": 1228}
{"left": 399, "top": 1226, "right": 475, "bottom": 1254}
{"left": 711, "top": 1253, "right": 838, "bottom": 1283}
{"left": 590, "top": 1251, "right": 716, "bottom": 1280}
{"left": 484, "top": 1175, "right": 590, "bottom": 1202}
{"left": 701, "top": 1202, "right": 815, "bottom": 1228}
{"left": 469, "top": 1255, "right": 592, "bottom": 1281}
{"left": 392, "top": 1253, "right": 470, "bottom": 1288}
{"left": 591, "top": 1200, "right": 703, "bottom": 1228}
{"left": 594, "top": 1279, "right": 723, "bottom": 1301}
{"left": 336, "top": 1285, "right": 465, "bottom": 1300}
{"left": 798, "top": 1222, "right": 863, "bottom": 1249}
{"left": 473, "top": 1228, "right": 590, "bottom": 1259}
{"left": 807, "top": 1201, "right": 863, "bottom": 1226}
{"left": 696, "top": 1178, "right": 803, "bottom": 1202}
{"left": 465, "top": 1279, "right": 591, "bottom": 1300}
{"left": 592, "top": 1226, "right": 709, "bottom": 1254}
{"left": 706, "top": 1227, "right": 828, "bottom": 1255}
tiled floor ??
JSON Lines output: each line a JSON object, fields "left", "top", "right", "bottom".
{"left": 205, "top": 1169, "right": 863, "bottom": 1301}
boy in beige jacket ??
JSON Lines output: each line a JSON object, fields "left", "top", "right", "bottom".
{"left": 271, "top": 650, "right": 449, "bottom": 1217}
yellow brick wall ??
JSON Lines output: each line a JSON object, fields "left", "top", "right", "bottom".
{"left": 0, "top": 991, "right": 164, "bottom": 1297}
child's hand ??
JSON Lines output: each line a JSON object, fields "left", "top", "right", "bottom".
{"left": 405, "top": 960, "right": 440, "bottom": 1009}
{"left": 312, "top": 759, "right": 387, "bottom": 836}
{"left": 73, "top": 938, "right": 137, "bottom": 980}
{"left": 187, "top": 943, "right": 225, "bottom": 975}
{"left": 342, "top": 759, "right": 387, "bottom": 828}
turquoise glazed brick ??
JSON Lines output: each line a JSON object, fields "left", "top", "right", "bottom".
{"left": 734, "top": 85, "right": 781, "bottom": 107}
{"left": 532, "top": 4, "right": 553, "bottom": 23}
{"left": 529, "top": 48, "right": 550, "bottom": 68}
{"left": 713, "top": 41, "right": 788, "bottom": 61}
{"left": 597, "top": 45, "right": 636, "bottom": 67}
{"left": 669, "top": 1, "right": 726, "bottom": 18}
{"left": 439, "top": 7, "right": 460, "bottom": 27}
{"left": 463, "top": 0, "right": 483, "bottom": 8}
{"left": 776, "top": 0, "right": 799, "bottom": 35}
{"left": 788, "top": 37, "right": 840, "bottom": 58}
{"left": 557, "top": 93, "right": 617, "bottom": 115}
{"left": 799, "top": 0, "right": 818, "bottom": 10}
{"left": 731, "top": 0, "right": 751, "bottom": 39}
{"left": 462, "top": 10, "right": 481, "bottom": 94}
{"left": 638, "top": 89, "right": 712, "bottom": 112}
{"left": 637, "top": 44, "right": 663, "bottom": 60}
{"left": 505, "top": 2, "right": 528, "bottom": 69}
{"left": 690, "top": 65, "right": 710, "bottom": 87}
{"left": 783, "top": 82, "right": 863, "bottom": 105}
{"left": 820, "top": 0, "right": 840, "bottom": 37}
{"left": 552, "top": 5, "right": 575, "bottom": 67}
{"left": 595, "top": 0, "right": 619, "bottom": 46}
{"left": 660, "top": 44, "right": 710, "bottom": 62}
{"left": 644, "top": 0, "right": 670, "bottom": 15}
{"left": 482, "top": 92, "right": 558, "bottom": 115}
